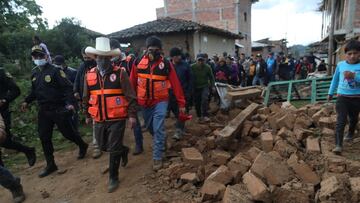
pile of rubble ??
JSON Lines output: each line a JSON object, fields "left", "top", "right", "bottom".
{"left": 153, "top": 101, "right": 360, "bottom": 203}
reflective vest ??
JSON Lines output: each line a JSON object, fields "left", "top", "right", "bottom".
{"left": 136, "top": 56, "right": 170, "bottom": 100}
{"left": 86, "top": 66, "right": 128, "bottom": 122}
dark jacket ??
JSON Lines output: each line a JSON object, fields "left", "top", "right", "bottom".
{"left": 170, "top": 60, "right": 193, "bottom": 98}
{"left": 256, "top": 60, "right": 267, "bottom": 77}
{"left": 215, "top": 64, "right": 231, "bottom": 83}
{"left": 62, "top": 66, "right": 77, "bottom": 84}
{"left": 73, "top": 60, "right": 96, "bottom": 100}
{"left": 0, "top": 68, "right": 20, "bottom": 112}
{"left": 25, "top": 63, "right": 75, "bottom": 107}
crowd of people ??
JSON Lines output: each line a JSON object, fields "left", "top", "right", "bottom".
{"left": 0, "top": 34, "right": 357, "bottom": 203}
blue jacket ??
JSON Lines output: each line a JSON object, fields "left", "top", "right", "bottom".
{"left": 328, "top": 61, "right": 360, "bottom": 96}
{"left": 170, "top": 60, "right": 193, "bottom": 98}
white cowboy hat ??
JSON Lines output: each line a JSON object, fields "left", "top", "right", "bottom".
{"left": 85, "top": 37, "right": 121, "bottom": 58}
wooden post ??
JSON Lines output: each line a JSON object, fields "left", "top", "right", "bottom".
{"left": 327, "top": 0, "right": 336, "bottom": 76}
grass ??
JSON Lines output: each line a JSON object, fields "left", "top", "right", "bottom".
{"left": 291, "top": 100, "right": 311, "bottom": 108}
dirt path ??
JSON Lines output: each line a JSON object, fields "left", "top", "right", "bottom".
{"left": 0, "top": 127, "right": 165, "bottom": 203}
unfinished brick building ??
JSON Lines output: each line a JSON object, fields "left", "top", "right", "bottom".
{"left": 156, "top": 0, "right": 258, "bottom": 56}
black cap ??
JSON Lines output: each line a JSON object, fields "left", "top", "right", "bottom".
{"left": 54, "top": 55, "right": 65, "bottom": 65}
{"left": 169, "top": 47, "right": 182, "bottom": 57}
{"left": 31, "top": 45, "right": 46, "bottom": 56}
{"left": 145, "top": 35, "right": 162, "bottom": 48}
{"left": 196, "top": 53, "right": 205, "bottom": 60}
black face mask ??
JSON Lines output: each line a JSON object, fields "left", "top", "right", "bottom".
{"left": 84, "top": 60, "right": 96, "bottom": 68}
{"left": 96, "top": 58, "right": 112, "bottom": 72}
{"left": 148, "top": 50, "right": 161, "bottom": 61}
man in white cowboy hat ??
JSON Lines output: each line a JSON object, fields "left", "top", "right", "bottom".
{"left": 82, "top": 37, "right": 137, "bottom": 193}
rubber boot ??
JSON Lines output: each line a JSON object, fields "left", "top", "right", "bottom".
{"left": 108, "top": 154, "right": 121, "bottom": 193}
{"left": 10, "top": 178, "right": 25, "bottom": 203}
{"left": 78, "top": 142, "right": 88, "bottom": 160}
{"left": 25, "top": 147, "right": 36, "bottom": 167}
{"left": 121, "top": 147, "right": 129, "bottom": 167}
{"left": 38, "top": 155, "right": 57, "bottom": 178}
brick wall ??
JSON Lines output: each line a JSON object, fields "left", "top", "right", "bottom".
{"left": 354, "top": 0, "right": 360, "bottom": 28}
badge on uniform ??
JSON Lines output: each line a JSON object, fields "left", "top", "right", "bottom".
{"left": 116, "top": 97, "right": 121, "bottom": 105}
{"left": 60, "top": 70, "right": 66, "bottom": 78}
{"left": 32, "top": 77, "right": 36, "bottom": 82}
{"left": 110, "top": 73, "right": 117, "bottom": 82}
{"left": 44, "top": 75, "right": 51, "bottom": 83}
{"left": 5, "top": 71, "right": 12, "bottom": 78}
{"left": 159, "top": 62, "right": 164, "bottom": 70}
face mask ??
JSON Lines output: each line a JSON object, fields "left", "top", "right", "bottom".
{"left": 84, "top": 60, "right": 96, "bottom": 68}
{"left": 34, "top": 59, "right": 47, "bottom": 66}
{"left": 96, "top": 58, "right": 112, "bottom": 72}
{"left": 148, "top": 50, "right": 161, "bottom": 61}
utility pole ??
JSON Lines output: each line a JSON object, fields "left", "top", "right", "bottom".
{"left": 192, "top": 0, "right": 197, "bottom": 22}
{"left": 327, "top": 0, "right": 336, "bottom": 76}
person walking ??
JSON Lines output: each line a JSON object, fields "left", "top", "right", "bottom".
{"left": 21, "top": 45, "right": 88, "bottom": 178}
{"left": 130, "top": 36, "right": 185, "bottom": 171}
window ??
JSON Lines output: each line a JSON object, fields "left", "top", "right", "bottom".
{"left": 244, "top": 12, "right": 247, "bottom": 22}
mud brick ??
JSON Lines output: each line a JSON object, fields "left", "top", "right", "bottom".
{"left": 276, "top": 113, "right": 296, "bottom": 130}
{"left": 312, "top": 108, "right": 329, "bottom": 123}
{"left": 308, "top": 105, "right": 322, "bottom": 117}
{"left": 293, "top": 128, "right": 314, "bottom": 141}
{"left": 273, "top": 139, "right": 297, "bottom": 158}
{"left": 291, "top": 162, "right": 320, "bottom": 185}
{"left": 227, "top": 153, "right": 252, "bottom": 179}
{"left": 257, "top": 107, "right": 271, "bottom": 115}
{"left": 206, "top": 136, "right": 216, "bottom": 150}
{"left": 211, "top": 150, "right": 231, "bottom": 166}
{"left": 294, "top": 113, "right": 313, "bottom": 129}
{"left": 180, "top": 172, "right": 199, "bottom": 184}
{"left": 319, "top": 176, "right": 349, "bottom": 202}
{"left": 263, "top": 161, "right": 293, "bottom": 185}
{"left": 272, "top": 187, "right": 310, "bottom": 203}
{"left": 206, "top": 165, "right": 233, "bottom": 185}
{"left": 318, "top": 116, "right": 336, "bottom": 129}
{"left": 222, "top": 184, "right": 252, "bottom": 203}
{"left": 181, "top": 147, "right": 204, "bottom": 167}
{"left": 201, "top": 180, "right": 226, "bottom": 201}
{"left": 241, "top": 120, "right": 253, "bottom": 137}
{"left": 277, "top": 127, "right": 293, "bottom": 138}
{"left": 306, "top": 137, "right": 321, "bottom": 153}
{"left": 249, "top": 127, "right": 261, "bottom": 138}
{"left": 327, "top": 155, "right": 347, "bottom": 173}
{"left": 269, "top": 103, "right": 281, "bottom": 113}
{"left": 242, "top": 172, "right": 270, "bottom": 202}
{"left": 321, "top": 128, "right": 335, "bottom": 137}
{"left": 250, "top": 152, "right": 273, "bottom": 179}
{"left": 246, "top": 147, "right": 261, "bottom": 161}
{"left": 260, "top": 132, "right": 274, "bottom": 152}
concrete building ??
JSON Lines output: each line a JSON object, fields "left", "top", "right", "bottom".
{"left": 108, "top": 17, "right": 242, "bottom": 60}
{"left": 156, "top": 0, "right": 258, "bottom": 56}
{"left": 251, "top": 38, "right": 287, "bottom": 58}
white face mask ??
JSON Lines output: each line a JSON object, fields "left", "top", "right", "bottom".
{"left": 34, "top": 59, "right": 47, "bottom": 66}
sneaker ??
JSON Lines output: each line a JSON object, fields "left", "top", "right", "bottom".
{"left": 203, "top": 116, "right": 211, "bottom": 122}
{"left": 153, "top": 160, "right": 163, "bottom": 171}
{"left": 332, "top": 146, "right": 342, "bottom": 154}
{"left": 344, "top": 134, "right": 353, "bottom": 142}
{"left": 92, "top": 148, "right": 102, "bottom": 159}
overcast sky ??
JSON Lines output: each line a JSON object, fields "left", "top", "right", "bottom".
{"left": 35, "top": 0, "right": 323, "bottom": 46}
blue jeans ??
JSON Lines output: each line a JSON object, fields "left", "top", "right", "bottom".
{"left": 143, "top": 101, "right": 168, "bottom": 160}
{"left": 168, "top": 94, "right": 185, "bottom": 132}
{"left": 252, "top": 75, "right": 265, "bottom": 86}
{"left": 134, "top": 111, "right": 144, "bottom": 150}
{"left": 0, "top": 166, "right": 19, "bottom": 191}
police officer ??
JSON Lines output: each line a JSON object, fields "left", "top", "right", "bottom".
{"left": 0, "top": 67, "right": 36, "bottom": 167}
{"left": 83, "top": 37, "right": 137, "bottom": 193}
{"left": 21, "top": 45, "right": 88, "bottom": 178}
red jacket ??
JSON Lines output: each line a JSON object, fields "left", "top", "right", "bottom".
{"left": 130, "top": 56, "right": 185, "bottom": 108}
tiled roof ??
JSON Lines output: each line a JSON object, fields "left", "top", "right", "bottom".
{"left": 108, "top": 17, "right": 242, "bottom": 40}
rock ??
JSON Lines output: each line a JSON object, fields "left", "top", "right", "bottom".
{"left": 277, "top": 127, "right": 293, "bottom": 138}
{"left": 308, "top": 105, "right": 322, "bottom": 117}
{"left": 293, "top": 128, "right": 313, "bottom": 141}
{"left": 291, "top": 162, "right": 320, "bottom": 185}
{"left": 327, "top": 155, "right": 347, "bottom": 173}
{"left": 350, "top": 177, "right": 360, "bottom": 202}
{"left": 322, "top": 128, "right": 335, "bottom": 136}
{"left": 306, "top": 137, "right": 321, "bottom": 153}
{"left": 41, "top": 191, "right": 50, "bottom": 199}
{"left": 273, "top": 139, "right": 297, "bottom": 158}
{"left": 272, "top": 187, "right": 310, "bottom": 203}
{"left": 249, "top": 127, "right": 261, "bottom": 138}
{"left": 206, "top": 165, "right": 233, "bottom": 185}
{"left": 57, "top": 169, "right": 67, "bottom": 175}
{"left": 260, "top": 132, "right": 274, "bottom": 152}
{"left": 200, "top": 180, "right": 226, "bottom": 201}
{"left": 347, "top": 160, "right": 360, "bottom": 177}
{"left": 182, "top": 147, "right": 204, "bottom": 167}
{"left": 281, "top": 101, "right": 297, "bottom": 111}
{"left": 246, "top": 147, "right": 261, "bottom": 161}
{"left": 180, "top": 172, "right": 199, "bottom": 184}
{"left": 227, "top": 153, "right": 252, "bottom": 181}
{"left": 269, "top": 103, "right": 281, "bottom": 113}
{"left": 206, "top": 136, "right": 216, "bottom": 150}
{"left": 164, "top": 163, "right": 196, "bottom": 180}
{"left": 257, "top": 107, "right": 271, "bottom": 115}
{"left": 312, "top": 108, "right": 329, "bottom": 123}
{"left": 294, "top": 113, "right": 313, "bottom": 129}
{"left": 276, "top": 112, "right": 296, "bottom": 130}
{"left": 196, "top": 139, "right": 207, "bottom": 152}
{"left": 319, "top": 175, "right": 350, "bottom": 202}
{"left": 222, "top": 184, "right": 252, "bottom": 203}
{"left": 181, "top": 183, "right": 193, "bottom": 192}
{"left": 318, "top": 116, "right": 336, "bottom": 129}
{"left": 242, "top": 172, "right": 270, "bottom": 202}
{"left": 211, "top": 150, "right": 232, "bottom": 166}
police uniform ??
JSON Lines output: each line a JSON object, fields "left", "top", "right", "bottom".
{"left": 0, "top": 68, "right": 35, "bottom": 167}
{"left": 24, "top": 63, "right": 88, "bottom": 177}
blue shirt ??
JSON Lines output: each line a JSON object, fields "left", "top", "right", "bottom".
{"left": 328, "top": 61, "right": 360, "bottom": 96}
{"left": 266, "top": 57, "right": 275, "bottom": 72}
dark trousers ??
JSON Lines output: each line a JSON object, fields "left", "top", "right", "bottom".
{"left": 0, "top": 165, "right": 21, "bottom": 191}
{"left": 335, "top": 96, "right": 360, "bottom": 147}
{"left": 133, "top": 112, "right": 143, "bottom": 150}
{"left": 94, "top": 120, "right": 127, "bottom": 155}
{"left": 194, "top": 87, "right": 209, "bottom": 118}
{"left": 0, "top": 109, "right": 33, "bottom": 166}
{"left": 38, "top": 107, "right": 86, "bottom": 165}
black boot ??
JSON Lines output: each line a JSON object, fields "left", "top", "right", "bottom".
{"left": 25, "top": 147, "right": 36, "bottom": 167}
{"left": 38, "top": 158, "right": 57, "bottom": 178}
{"left": 0, "top": 150, "right": 4, "bottom": 167}
{"left": 121, "top": 147, "right": 129, "bottom": 167}
{"left": 108, "top": 154, "right": 121, "bottom": 193}
{"left": 132, "top": 145, "right": 143, "bottom": 156}
{"left": 10, "top": 178, "right": 26, "bottom": 203}
{"left": 78, "top": 143, "right": 88, "bottom": 160}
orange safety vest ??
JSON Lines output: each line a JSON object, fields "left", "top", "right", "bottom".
{"left": 136, "top": 56, "right": 171, "bottom": 100}
{"left": 86, "top": 66, "right": 128, "bottom": 122}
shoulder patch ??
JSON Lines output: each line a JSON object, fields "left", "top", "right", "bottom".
{"left": 60, "top": 70, "right": 66, "bottom": 78}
